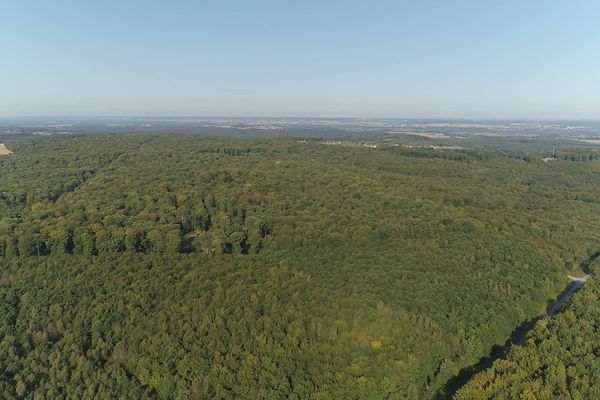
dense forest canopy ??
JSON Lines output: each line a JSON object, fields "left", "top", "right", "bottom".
{"left": 2, "top": 134, "right": 600, "bottom": 399}
{"left": 456, "top": 260, "right": 600, "bottom": 399}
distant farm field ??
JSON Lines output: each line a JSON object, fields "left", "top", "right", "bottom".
{"left": 579, "top": 139, "right": 600, "bottom": 145}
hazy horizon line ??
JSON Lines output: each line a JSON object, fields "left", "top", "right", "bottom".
{"left": 1, "top": 115, "right": 600, "bottom": 122}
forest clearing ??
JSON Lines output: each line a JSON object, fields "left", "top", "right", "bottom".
{"left": 0, "top": 143, "right": 12, "bottom": 155}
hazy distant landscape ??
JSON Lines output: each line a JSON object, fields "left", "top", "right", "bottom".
{"left": 3, "top": 117, "right": 600, "bottom": 148}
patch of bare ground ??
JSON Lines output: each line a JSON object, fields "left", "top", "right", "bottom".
{"left": 0, "top": 143, "right": 12, "bottom": 155}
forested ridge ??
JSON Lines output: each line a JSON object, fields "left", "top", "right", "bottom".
{"left": 2, "top": 134, "right": 600, "bottom": 399}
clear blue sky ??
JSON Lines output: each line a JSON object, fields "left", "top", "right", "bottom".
{"left": 2, "top": 1, "right": 600, "bottom": 118}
